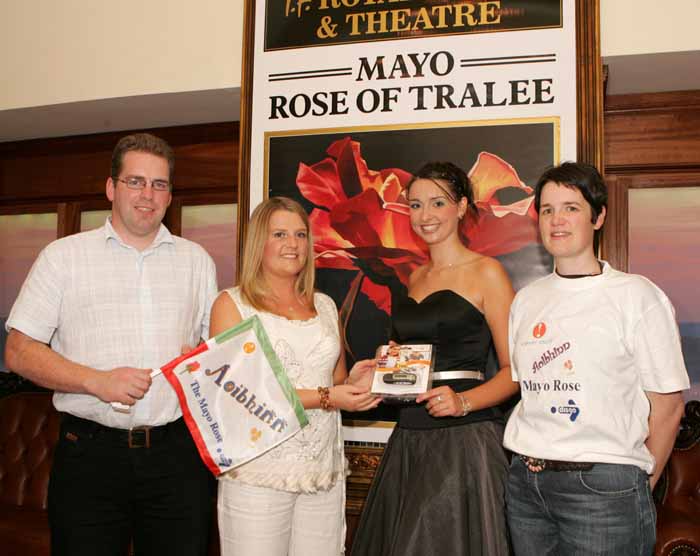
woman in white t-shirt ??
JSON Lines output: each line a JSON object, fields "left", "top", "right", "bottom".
{"left": 503, "top": 162, "right": 688, "bottom": 556}
{"left": 210, "top": 197, "right": 380, "bottom": 556}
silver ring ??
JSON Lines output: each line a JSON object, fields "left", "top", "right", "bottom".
{"left": 437, "top": 395, "right": 443, "bottom": 402}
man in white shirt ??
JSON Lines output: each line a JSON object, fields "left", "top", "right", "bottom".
{"left": 503, "top": 162, "right": 689, "bottom": 556}
{"left": 5, "top": 133, "right": 218, "bottom": 556}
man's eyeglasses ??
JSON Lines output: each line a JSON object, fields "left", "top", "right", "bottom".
{"left": 116, "top": 176, "right": 171, "bottom": 192}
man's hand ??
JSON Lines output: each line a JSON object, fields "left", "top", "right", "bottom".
{"left": 86, "top": 367, "right": 152, "bottom": 406}
{"left": 5, "top": 329, "right": 153, "bottom": 404}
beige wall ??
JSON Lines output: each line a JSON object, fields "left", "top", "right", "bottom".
{"left": 601, "top": 0, "right": 700, "bottom": 57}
{"left": 1, "top": 0, "right": 698, "bottom": 112}
{"left": 0, "top": 0, "right": 243, "bottom": 111}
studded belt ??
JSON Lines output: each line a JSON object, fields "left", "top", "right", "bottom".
{"left": 519, "top": 454, "right": 595, "bottom": 472}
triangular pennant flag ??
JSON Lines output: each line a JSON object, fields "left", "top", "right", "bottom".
{"left": 161, "top": 315, "right": 308, "bottom": 476}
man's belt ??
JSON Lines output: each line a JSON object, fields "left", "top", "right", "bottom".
{"left": 61, "top": 413, "right": 183, "bottom": 449}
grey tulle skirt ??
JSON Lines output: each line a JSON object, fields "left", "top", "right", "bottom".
{"left": 350, "top": 420, "right": 510, "bottom": 556}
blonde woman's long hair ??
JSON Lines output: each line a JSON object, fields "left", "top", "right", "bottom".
{"left": 239, "top": 196, "right": 315, "bottom": 311}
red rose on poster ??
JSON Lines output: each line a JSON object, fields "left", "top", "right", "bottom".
{"left": 297, "top": 137, "right": 427, "bottom": 313}
{"left": 465, "top": 151, "right": 540, "bottom": 255}
{"left": 296, "top": 138, "right": 540, "bottom": 317}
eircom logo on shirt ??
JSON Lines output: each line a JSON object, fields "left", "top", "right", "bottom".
{"left": 550, "top": 399, "right": 580, "bottom": 422}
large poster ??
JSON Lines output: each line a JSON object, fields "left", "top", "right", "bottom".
{"left": 247, "top": 1, "right": 576, "bottom": 210}
{"left": 240, "top": 0, "right": 600, "bottom": 441}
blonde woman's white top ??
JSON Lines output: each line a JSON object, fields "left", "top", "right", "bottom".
{"left": 219, "top": 287, "right": 346, "bottom": 493}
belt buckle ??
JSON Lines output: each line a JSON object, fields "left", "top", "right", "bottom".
{"left": 128, "top": 427, "right": 151, "bottom": 448}
{"left": 520, "top": 455, "right": 547, "bottom": 473}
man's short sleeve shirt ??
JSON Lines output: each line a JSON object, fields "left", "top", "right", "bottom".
{"left": 6, "top": 220, "right": 218, "bottom": 428}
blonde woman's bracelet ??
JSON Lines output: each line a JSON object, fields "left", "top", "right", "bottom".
{"left": 318, "top": 386, "right": 333, "bottom": 411}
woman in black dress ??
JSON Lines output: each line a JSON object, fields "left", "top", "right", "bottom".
{"left": 351, "top": 162, "right": 518, "bottom": 556}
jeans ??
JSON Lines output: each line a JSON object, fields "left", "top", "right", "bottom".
{"left": 506, "top": 456, "right": 656, "bottom": 556}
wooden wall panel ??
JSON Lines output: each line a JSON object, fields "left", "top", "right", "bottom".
{"left": 0, "top": 122, "right": 239, "bottom": 207}
{"left": 605, "top": 90, "right": 700, "bottom": 171}
{"left": 576, "top": 0, "right": 604, "bottom": 169}
{"left": 1, "top": 122, "right": 239, "bottom": 239}
{"left": 601, "top": 90, "right": 700, "bottom": 271}
{"left": 345, "top": 446, "right": 385, "bottom": 552}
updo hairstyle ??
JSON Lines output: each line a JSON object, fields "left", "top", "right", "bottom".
{"left": 406, "top": 161, "right": 477, "bottom": 213}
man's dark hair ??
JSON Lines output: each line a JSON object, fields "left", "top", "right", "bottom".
{"left": 407, "top": 161, "right": 477, "bottom": 213}
{"left": 535, "top": 161, "right": 608, "bottom": 250}
{"left": 111, "top": 133, "right": 175, "bottom": 183}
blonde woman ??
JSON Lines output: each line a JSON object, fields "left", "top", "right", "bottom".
{"left": 211, "top": 196, "right": 379, "bottom": 556}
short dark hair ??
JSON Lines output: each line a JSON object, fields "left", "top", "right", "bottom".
{"left": 535, "top": 162, "right": 608, "bottom": 250}
{"left": 407, "top": 161, "right": 476, "bottom": 212}
{"left": 535, "top": 162, "right": 607, "bottom": 222}
{"left": 111, "top": 133, "right": 175, "bottom": 183}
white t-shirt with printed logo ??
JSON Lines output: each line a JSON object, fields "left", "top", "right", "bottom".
{"left": 503, "top": 262, "right": 689, "bottom": 473}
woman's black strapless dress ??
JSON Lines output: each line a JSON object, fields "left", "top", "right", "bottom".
{"left": 350, "top": 290, "right": 510, "bottom": 556}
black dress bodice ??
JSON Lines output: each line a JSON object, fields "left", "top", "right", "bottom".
{"left": 392, "top": 289, "right": 492, "bottom": 371}
{"left": 391, "top": 289, "right": 501, "bottom": 429}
